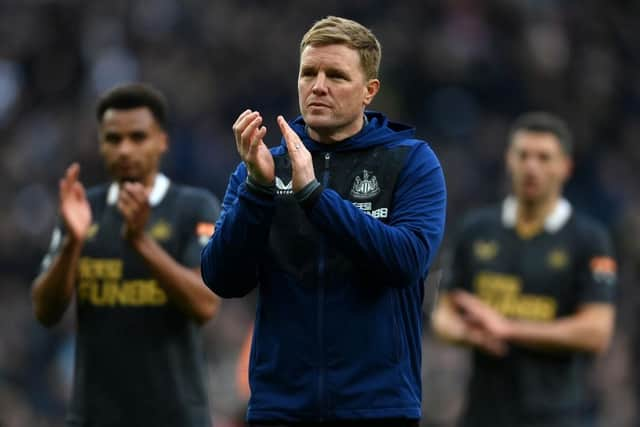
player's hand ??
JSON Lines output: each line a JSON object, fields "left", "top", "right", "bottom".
{"left": 464, "top": 324, "right": 509, "bottom": 357}
{"left": 59, "top": 163, "right": 92, "bottom": 243}
{"left": 277, "top": 115, "right": 316, "bottom": 192}
{"left": 452, "top": 290, "right": 513, "bottom": 342}
{"left": 233, "top": 109, "right": 274, "bottom": 185}
{"left": 117, "top": 182, "right": 151, "bottom": 241}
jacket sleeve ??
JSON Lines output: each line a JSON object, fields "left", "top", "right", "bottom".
{"left": 200, "top": 162, "right": 275, "bottom": 298}
{"left": 307, "top": 142, "right": 446, "bottom": 287}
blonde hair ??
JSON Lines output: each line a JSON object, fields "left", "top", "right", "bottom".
{"left": 300, "top": 16, "right": 381, "bottom": 80}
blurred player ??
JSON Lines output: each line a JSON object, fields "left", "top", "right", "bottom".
{"left": 201, "top": 16, "right": 446, "bottom": 427}
{"left": 31, "top": 83, "right": 221, "bottom": 427}
{"left": 432, "top": 112, "right": 617, "bottom": 427}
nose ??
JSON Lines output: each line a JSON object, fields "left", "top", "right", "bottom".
{"left": 116, "top": 139, "right": 135, "bottom": 157}
{"left": 312, "top": 72, "right": 328, "bottom": 94}
{"left": 521, "top": 158, "right": 543, "bottom": 181}
{"left": 525, "top": 155, "right": 543, "bottom": 171}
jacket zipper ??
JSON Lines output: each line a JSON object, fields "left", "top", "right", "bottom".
{"left": 317, "top": 151, "right": 331, "bottom": 420}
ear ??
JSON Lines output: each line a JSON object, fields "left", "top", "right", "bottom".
{"left": 159, "top": 131, "right": 169, "bottom": 154}
{"left": 560, "top": 155, "right": 573, "bottom": 181}
{"left": 505, "top": 146, "right": 515, "bottom": 176}
{"left": 97, "top": 129, "right": 107, "bottom": 155}
{"left": 363, "top": 79, "right": 380, "bottom": 106}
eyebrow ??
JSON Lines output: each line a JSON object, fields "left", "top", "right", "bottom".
{"left": 300, "top": 64, "right": 349, "bottom": 75}
{"left": 101, "top": 128, "right": 149, "bottom": 137}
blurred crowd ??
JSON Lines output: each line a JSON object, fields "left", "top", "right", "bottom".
{"left": 1, "top": 0, "right": 639, "bottom": 426}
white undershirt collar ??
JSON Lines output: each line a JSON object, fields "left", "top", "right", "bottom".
{"left": 106, "top": 173, "right": 170, "bottom": 207}
{"left": 501, "top": 195, "right": 572, "bottom": 233}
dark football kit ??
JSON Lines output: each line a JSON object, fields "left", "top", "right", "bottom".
{"left": 40, "top": 175, "right": 220, "bottom": 427}
{"left": 442, "top": 197, "right": 616, "bottom": 427}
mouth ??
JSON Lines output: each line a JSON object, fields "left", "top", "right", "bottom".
{"left": 117, "top": 162, "right": 133, "bottom": 171}
{"left": 308, "top": 102, "right": 330, "bottom": 109}
{"left": 521, "top": 179, "right": 541, "bottom": 195}
{"left": 113, "top": 162, "right": 137, "bottom": 177}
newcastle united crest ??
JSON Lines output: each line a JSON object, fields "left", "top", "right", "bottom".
{"left": 350, "top": 169, "right": 380, "bottom": 200}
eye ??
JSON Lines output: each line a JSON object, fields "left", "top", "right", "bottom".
{"left": 328, "top": 71, "right": 348, "bottom": 80}
{"left": 103, "top": 133, "right": 121, "bottom": 144}
{"left": 300, "top": 68, "right": 316, "bottom": 78}
{"left": 130, "top": 131, "right": 147, "bottom": 143}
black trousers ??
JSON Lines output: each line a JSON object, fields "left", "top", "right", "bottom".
{"left": 249, "top": 419, "right": 420, "bottom": 427}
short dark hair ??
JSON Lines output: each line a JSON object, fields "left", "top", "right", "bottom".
{"left": 508, "top": 112, "right": 572, "bottom": 155}
{"left": 96, "top": 83, "right": 168, "bottom": 130}
{"left": 301, "top": 16, "right": 381, "bottom": 80}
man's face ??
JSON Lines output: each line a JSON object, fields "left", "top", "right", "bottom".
{"left": 507, "top": 130, "right": 571, "bottom": 204}
{"left": 99, "top": 107, "right": 167, "bottom": 186}
{"left": 298, "top": 44, "right": 379, "bottom": 142}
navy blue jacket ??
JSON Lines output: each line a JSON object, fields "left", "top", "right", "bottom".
{"left": 201, "top": 112, "right": 446, "bottom": 422}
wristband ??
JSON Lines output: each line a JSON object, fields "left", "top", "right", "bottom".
{"left": 295, "top": 179, "right": 323, "bottom": 211}
{"left": 246, "top": 175, "right": 275, "bottom": 198}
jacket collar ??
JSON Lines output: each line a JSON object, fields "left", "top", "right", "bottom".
{"left": 287, "top": 110, "right": 415, "bottom": 153}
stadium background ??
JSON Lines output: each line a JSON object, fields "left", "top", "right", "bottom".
{"left": 1, "top": 0, "right": 639, "bottom": 426}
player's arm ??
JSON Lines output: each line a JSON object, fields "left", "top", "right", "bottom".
{"left": 119, "top": 182, "right": 218, "bottom": 324}
{"left": 129, "top": 235, "right": 219, "bottom": 324}
{"left": 432, "top": 293, "right": 469, "bottom": 343}
{"left": 452, "top": 291, "right": 614, "bottom": 354}
{"left": 432, "top": 292, "right": 508, "bottom": 356}
{"left": 499, "top": 303, "right": 614, "bottom": 354}
{"left": 498, "top": 224, "right": 618, "bottom": 354}
{"left": 431, "top": 218, "right": 509, "bottom": 356}
{"left": 32, "top": 234, "right": 83, "bottom": 326}
{"left": 32, "top": 163, "right": 90, "bottom": 326}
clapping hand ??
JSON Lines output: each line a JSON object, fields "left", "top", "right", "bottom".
{"left": 118, "top": 182, "right": 151, "bottom": 241}
{"left": 277, "top": 115, "right": 317, "bottom": 192}
{"left": 233, "top": 109, "right": 274, "bottom": 186}
{"left": 59, "top": 163, "right": 92, "bottom": 243}
{"left": 451, "top": 290, "right": 511, "bottom": 357}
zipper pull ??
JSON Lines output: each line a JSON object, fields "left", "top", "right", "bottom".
{"left": 324, "top": 152, "right": 331, "bottom": 169}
